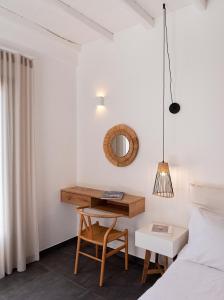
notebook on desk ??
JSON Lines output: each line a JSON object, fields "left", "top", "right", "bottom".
{"left": 100, "top": 191, "right": 124, "bottom": 200}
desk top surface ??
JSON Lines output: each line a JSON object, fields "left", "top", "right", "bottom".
{"left": 61, "top": 186, "right": 145, "bottom": 204}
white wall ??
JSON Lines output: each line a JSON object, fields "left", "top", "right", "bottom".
{"left": 35, "top": 56, "right": 77, "bottom": 250}
{"left": 77, "top": 0, "right": 224, "bottom": 258}
{"left": 0, "top": 18, "right": 78, "bottom": 251}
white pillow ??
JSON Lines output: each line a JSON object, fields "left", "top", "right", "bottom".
{"left": 180, "top": 207, "right": 224, "bottom": 272}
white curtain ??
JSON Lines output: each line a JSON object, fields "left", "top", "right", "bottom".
{"left": 0, "top": 50, "right": 39, "bottom": 279}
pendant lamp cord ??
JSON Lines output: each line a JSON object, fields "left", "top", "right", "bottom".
{"left": 162, "top": 3, "right": 174, "bottom": 162}
{"left": 165, "top": 10, "right": 174, "bottom": 104}
{"left": 162, "top": 4, "right": 166, "bottom": 162}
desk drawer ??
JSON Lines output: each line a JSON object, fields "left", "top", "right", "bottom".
{"left": 61, "top": 191, "right": 90, "bottom": 207}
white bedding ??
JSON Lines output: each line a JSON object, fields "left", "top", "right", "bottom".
{"left": 139, "top": 257, "right": 224, "bottom": 300}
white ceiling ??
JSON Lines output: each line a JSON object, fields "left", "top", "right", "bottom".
{"left": 0, "top": 0, "right": 207, "bottom": 50}
{"left": 138, "top": 0, "right": 193, "bottom": 17}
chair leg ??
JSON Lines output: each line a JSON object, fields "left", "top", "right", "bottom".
{"left": 125, "top": 231, "right": 128, "bottom": 271}
{"left": 74, "top": 237, "right": 81, "bottom": 274}
{"left": 99, "top": 243, "right": 107, "bottom": 287}
{"left": 96, "top": 244, "right": 99, "bottom": 258}
{"left": 95, "top": 222, "right": 99, "bottom": 258}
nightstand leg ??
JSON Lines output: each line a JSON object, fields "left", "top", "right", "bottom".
{"left": 164, "top": 256, "right": 168, "bottom": 271}
{"left": 155, "top": 253, "right": 163, "bottom": 274}
{"left": 142, "top": 250, "right": 151, "bottom": 283}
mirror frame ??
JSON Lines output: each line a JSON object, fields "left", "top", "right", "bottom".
{"left": 103, "top": 124, "right": 139, "bottom": 167}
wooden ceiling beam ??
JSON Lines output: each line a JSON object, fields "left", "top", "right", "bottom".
{"left": 123, "top": 0, "right": 154, "bottom": 27}
{"left": 0, "top": 4, "right": 81, "bottom": 50}
{"left": 48, "top": 0, "right": 114, "bottom": 41}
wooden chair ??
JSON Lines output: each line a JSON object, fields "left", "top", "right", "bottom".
{"left": 74, "top": 206, "right": 128, "bottom": 287}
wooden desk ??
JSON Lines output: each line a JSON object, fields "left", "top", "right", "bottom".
{"left": 61, "top": 186, "right": 145, "bottom": 218}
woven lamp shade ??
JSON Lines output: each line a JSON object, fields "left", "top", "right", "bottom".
{"left": 153, "top": 162, "right": 174, "bottom": 198}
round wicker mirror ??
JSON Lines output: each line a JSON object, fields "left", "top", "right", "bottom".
{"left": 103, "top": 124, "right": 139, "bottom": 167}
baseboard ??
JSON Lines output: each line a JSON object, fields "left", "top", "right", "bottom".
{"left": 40, "top": 237, "right": 77, "bottom": 256}
{"left": 40, "top": 236, "right": 144, "bottom": 266}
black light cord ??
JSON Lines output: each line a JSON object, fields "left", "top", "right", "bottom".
{"left": 162, "top": 3, "right": 177, "bottom": 161}
{"left": 165, "top": 21, "right": 174, "bottom": 104}
{"left": 162, "top": 4, "right": 166, "bottom": 162}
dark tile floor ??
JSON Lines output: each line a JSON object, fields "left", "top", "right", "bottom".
{"left": 0, "top": 239, "right": 160, "bottom": 300}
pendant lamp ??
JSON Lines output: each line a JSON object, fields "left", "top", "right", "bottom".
{"left": 153, "top": 4, "right": 174, "bottom": 198}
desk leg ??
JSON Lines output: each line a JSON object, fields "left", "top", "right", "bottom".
{"left": 141, "top": 250, "right": 151, "bottom": 283}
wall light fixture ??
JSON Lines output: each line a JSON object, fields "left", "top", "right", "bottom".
{"left": 97, "top": 96, "right": 105, "bottom": 107}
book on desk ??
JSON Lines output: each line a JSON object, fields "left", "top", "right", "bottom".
{"left": 100, "top": 191, "right": 124, "bottom": 201}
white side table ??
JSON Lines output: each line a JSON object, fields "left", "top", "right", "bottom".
{"left": 135, "top": 224, "right": 188, "bottom": 283}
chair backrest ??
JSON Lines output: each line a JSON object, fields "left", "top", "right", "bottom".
{"left": 76, "top": 206, "right": 124, "bottom": 240}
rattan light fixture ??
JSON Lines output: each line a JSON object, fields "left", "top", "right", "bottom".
{"left": 153, "top": 4, "right": 174, "bottom": 198}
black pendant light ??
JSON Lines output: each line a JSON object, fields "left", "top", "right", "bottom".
{"left": 153, "top": 4, "right": 174, "bottom": 198}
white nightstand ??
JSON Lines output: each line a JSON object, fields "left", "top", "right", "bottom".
{"left": 135, "top": 224, "right": 188, "bottom": 283}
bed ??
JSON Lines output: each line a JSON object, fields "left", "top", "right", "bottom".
{"left": 139, "top": 184, "right": 224, "bottom": 300}
{"left": 139, "top": 249, "right": 224, "bottom": 300}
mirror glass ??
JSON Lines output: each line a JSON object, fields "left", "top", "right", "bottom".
{"left": 111, "top": 135, "right": 129, "bottom": 157}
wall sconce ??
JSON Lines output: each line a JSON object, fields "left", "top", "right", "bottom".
{"left": 97, "top": 96, "right": 105, "bottom": 107}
